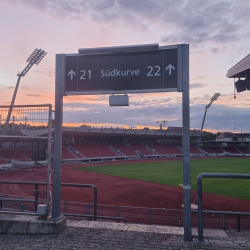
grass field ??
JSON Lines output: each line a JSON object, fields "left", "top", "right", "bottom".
{"left": 74, "top": 158, "right": 250, "bottom": 200}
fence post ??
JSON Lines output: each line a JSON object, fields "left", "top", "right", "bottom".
{"left": 147, "top": 208, "right": 151, "bottom": 225}
{"left": 197, "top": 174, "right": 204, "bottom": 241}
{"left": 222, "top": 214, "right": 225, "bottom": 230}
{"left": 177, "top": 210, "right": 180, "bottom": 227}
{"left": 4, "top": 194, "right": 7, "bottom": 209}
{"left": 19, "top": 197, "right": 24, "bottom": 211}
{"left": 237, "top": 215, "right": 241, "bottom": 232}
{"left": 0, "top": 195, "right": 2, "bottom": 210}
{"left": 64, "top": 201, "right": 68, "bottom": 213}
{"left": 93, "top": 186, "right": 97, "bottom": 221}
{"left": 35, "top": 184, "right": 39, "bottom": 212}
{"left": 115, "top": 205, "right": 118, "bottom": 222}
{"left": 52, "top": 54, "right": 64, "bottom": 221}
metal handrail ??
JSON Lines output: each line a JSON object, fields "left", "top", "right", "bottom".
{"left": 0, "top": 181, "right": 97, "bottom": 221}
{"left": 197, "top": 173, "right": 250, "bottom": 241}
{"left": 62, "top": 213, "right": 126, "bottom": 223}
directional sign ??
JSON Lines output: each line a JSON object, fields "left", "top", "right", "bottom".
{"left": 63, "top": 45, "right": 183, "bottom": 95}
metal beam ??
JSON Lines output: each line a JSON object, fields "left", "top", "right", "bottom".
{"left": 51, "top": 54, "right": 65, "bottom": 220}
{"left": 3, "top": 75, "right": 22, "bottom": 134}
{"left": 78, "top": 43, "right": 159, "bottom": 54}
{"left": 182, "top": 44, "right": 192, "bottom": 241}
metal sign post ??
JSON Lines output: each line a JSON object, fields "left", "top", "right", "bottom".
{"left": 182, "top": 44, "right": 191, "bottom": 241}
{"left": 53, "top": 44, "right": 191, "bottom": 240}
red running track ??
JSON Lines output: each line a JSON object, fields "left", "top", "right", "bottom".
{"left": 60, "top": 158, "right": 250, "bottom": 213}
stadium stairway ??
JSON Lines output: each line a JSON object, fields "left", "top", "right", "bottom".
{"left": 132, "top": 144, "right": 154, "bottom": 156}
{"left": 109, "top": 145, "right": 125, "bottom": 156}
{"left": 0, "top": 150, "right": 30, "bottom": 161}
{"left": 112, "top": 144, "right": 138, "bottom": 157}
{"left": 150, "top": 144, "right": 182, "bottom": 155}
{"left": 223, "top": 147, "right": 242, "bottom": 156}
{"left": 238, "top": 147, "right": 250, "bottom": 155}
{"left": 145, "top": 145, "right": 159, "bottom": 155}
{"left": 62, "top": 146, "right": 78, "bottom": 159}
{"left": 190, "top": 146, "right": 203, "bottom": 155}
{"left": 198, "top": 147, "right": 216, "bottom": 156}
{"left": 0, "top": 157, "right": 6, "bottom": 164}
{"left": 71, "top": 144, "right": 101, "bottom": 158}
{"left": 206, "top": 147, "right": 226, "bottom": 155}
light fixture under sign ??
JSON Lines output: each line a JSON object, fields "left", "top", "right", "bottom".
{"left": 109, "top": 94, "right": 129, "bottom": 106}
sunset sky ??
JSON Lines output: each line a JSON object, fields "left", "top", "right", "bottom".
{"left": 0, "top": 0, "right": 249, "bottom": 132}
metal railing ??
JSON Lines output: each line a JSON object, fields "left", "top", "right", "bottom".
{"left": 0, "top": 104, "right": 52, "bottom": 211}
{"left": 1, "top": 179, "right": 250, "bottom": 231}
{"left": 197, "top": 173, "right": 250, "bottom": 241}
{"left": 0, "top": 181, "right": 126, "bottom": 223}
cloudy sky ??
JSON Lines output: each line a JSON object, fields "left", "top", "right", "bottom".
{"left": 0, "top": 0, "right": 249, "bottom": 132}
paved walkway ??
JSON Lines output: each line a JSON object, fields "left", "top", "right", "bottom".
{"left": 0, "top": 220, "right": 250, "bottom": 249}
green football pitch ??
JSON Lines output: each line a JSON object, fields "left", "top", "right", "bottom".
{"left": 74, "top": 158, "right": 250, "bottom": 200}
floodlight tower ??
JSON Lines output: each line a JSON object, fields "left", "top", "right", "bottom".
{"left": 199, "top": 92, "right": 221, "bottom": 140}
{"left": 4, "top": 49, "right": 47, "bottom": 133}
{"left": 156, "top": 120, "right": 168, "bottom": 129}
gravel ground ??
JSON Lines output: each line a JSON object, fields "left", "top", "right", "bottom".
{"left": 0, "top": 227, "right": 250, "bottom": 250}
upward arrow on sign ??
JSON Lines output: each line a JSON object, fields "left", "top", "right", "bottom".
{"left": 165, "top": 64, "right": 175, "bottom": 75}
{"left": 68, "top": 70, "right": 76, "bottom": 80}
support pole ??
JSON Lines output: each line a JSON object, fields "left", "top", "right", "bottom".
{"left": 3, "top": 75, "right": 22, "bottom": 134}
{"left": 182, "top": 44, "right": 192, "bottom": 241}
{"left": 201, "top": 107, "right": 208, "bottom": 133}
{"left": 51, "top": 54, "right": 64, "bottom": 220}
{"left": 197, "top": 175, "right": 203, "bottom": 241}
{"left": 46, "top": 104, "right": 52, "bottom": 213}
{"left": 199, "top": 106, "right": 208, "bottom": 141}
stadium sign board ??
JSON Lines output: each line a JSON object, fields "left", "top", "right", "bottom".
{"left": 62, "top": 44, "right": 186, "bottom": 95}
{"left": 54, "top": 44, "right": 192, "bottom": 241}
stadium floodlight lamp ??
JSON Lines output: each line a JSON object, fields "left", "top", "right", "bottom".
{"left": 199, "top": 92, "right": 221, "bottom": 141}
{"left": 206, "top": 92, "right": 221, "bottom": 108}
{"left": 210, "top": 92, "right": 221, "bottom": 102}
{"left": 26, "top": 48, "right": 47, "bottom": 65}
{"left": 4, "top": 48, "right": 47, "bottom": 134}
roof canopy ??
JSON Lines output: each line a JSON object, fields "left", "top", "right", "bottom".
{"left": 226, "top": 52, "right": 250, "bottom": 78}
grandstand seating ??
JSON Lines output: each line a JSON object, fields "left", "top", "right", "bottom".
{"left": 62, "top": 146, "right": 77, "bottom": 159}
{"left": 71, "top": 144, "right": 100, "bottom": 158}
{"left": 19, "top": 150, "right": 32, "bottom": 159}
{"left": 150, "top": 144, "right": 182, "bottom": 155}
{"left": 0, "top": 159, "right": 6, "bottom": 164}
{"left": 71, "top": 144, "right": 118, "bottom": 158}
{"left": 91, "top": 144, "right": 118, "bottom": 157}
{"left": 113, "top": 144, "right": 138, "bottom": 156}
{"left": 224, "top": 147, "right": 241, "bottom": 154}
{"left": 132, "top": 144, "right": 154, "bottom": 155}
{"left": 190, "top": 146, "right": 202, "bottom": 155}
{"left": 201, "top": 147, "right": 215, "bottom": 154}
{"left": 238, "top": 147, "right": 250, "bottom": 154}
{"left": 207, "top": 147, "right": 224, "bottom": 154}
{"left": 0, "top": 150, "right": 29, "bottom": 160}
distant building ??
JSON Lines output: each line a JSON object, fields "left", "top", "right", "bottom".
{"left": 235, "top": 133, "right": 250, "bottom": 142}
{"left": 167, "top": 127, "right": 182, "bottom": 132}
{"left": 216, "top": 132, "right": 250, "bottom": 142}
{"left": 216, "top": 132, "right": 234, "bottom": 141}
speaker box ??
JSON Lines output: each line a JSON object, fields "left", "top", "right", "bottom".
{"left": 32, "top": 139, "right": 47, "bottom": 161}
{"left": 244, "top": 78, "right": 250, "bottom": 90}
{"left": 235, "top": 79, "right": 246, "bottom": 93}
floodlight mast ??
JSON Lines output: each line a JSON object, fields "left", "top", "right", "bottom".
{"left": 199, "top": 93, "right": 221, "bottom": 141}
{"left": 156, "top": 120, "right": 168, "bottom": 129}
{"left": 3, "top": 49, "right": 47, "bottom": 133}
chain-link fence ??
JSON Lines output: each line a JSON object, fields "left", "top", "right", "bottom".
{"left": 0, "top": 104, "right": 52, "bottom": 215}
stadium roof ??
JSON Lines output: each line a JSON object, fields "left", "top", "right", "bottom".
{"left": 62, "top": 127, "right": 200, "bottom": 139}
{"left": 194, "top": 140, "right": 249, "bottom": 144}
{"left": 226, "top": 52, "right": 250, "bottom": 78}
